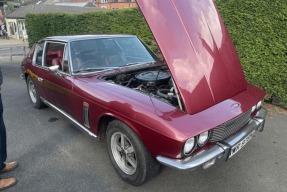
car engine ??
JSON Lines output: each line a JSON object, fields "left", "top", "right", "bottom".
{"left": 102, "top": 68, "right": 180, "bottom": 107}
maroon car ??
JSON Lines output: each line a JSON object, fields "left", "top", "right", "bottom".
{"left": 21, "top": 0, "right": 267, "bottom": 186}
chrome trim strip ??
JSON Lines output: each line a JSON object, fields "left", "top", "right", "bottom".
{"left": 156, "top": 107, "right": 267, "bottom": 170}
{"left": 41, "top": 97, "right": 97, "bottom": 138}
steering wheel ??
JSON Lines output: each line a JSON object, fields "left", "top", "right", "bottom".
{"left": 81, "top": 50, "right": 98, "bottom": 56}
{"left": 78, "top": 60, "right": 98, "bottom": 69}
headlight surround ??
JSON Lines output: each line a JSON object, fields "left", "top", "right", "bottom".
{"left": 197, "top": 131, "right": 209, "bottom": 146}
{"left": 183, "top": 137, "right": 196, "bottom": 155}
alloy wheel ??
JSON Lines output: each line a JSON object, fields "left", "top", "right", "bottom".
{"left": 110, "top": 131, "right": 137, "bottom": 175}
{"left": 28, "top": 80, "right": 37, "bottom": 104}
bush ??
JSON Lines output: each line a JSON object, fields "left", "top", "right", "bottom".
{"left": 26, "top": 8, "right": 154, "bottom": 49}
{"left": 216, "top": 0, "right": 287, "bottom": 103}
{"left": 26, "top": 3, "right": 287, "bottom": 103}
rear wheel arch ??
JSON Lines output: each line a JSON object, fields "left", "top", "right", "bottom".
{"left": 24, "top": 72, "right": 28, "bottom": 82}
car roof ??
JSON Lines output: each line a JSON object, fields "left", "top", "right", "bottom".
{"left": 43, "top": 34, "right": 136, "bottom": 43}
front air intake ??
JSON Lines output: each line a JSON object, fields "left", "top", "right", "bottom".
{"left": 209, "top": 109, "right": 252, "bottom": 142}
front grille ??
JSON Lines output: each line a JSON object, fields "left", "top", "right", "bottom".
{"left": 209, "top": 109, "right": 252, "bottom": 142}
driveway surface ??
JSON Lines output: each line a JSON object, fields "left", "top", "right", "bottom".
{"left": 1, "top": 62, "right": 287, "bottom": 192}
{"left": 0, "top": 38, "right": 29, "bottom": 63}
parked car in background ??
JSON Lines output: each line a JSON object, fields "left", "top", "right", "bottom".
{"left": 20, "top": 0, "right": 267, "bottom": 186}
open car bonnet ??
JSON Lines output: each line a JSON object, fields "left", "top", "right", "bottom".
{"left": 137, "top": 0, "right": 247, "bottom": 114}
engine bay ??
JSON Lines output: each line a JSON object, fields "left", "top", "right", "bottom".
{"left": 102, "top": 67, "right": 181, "bottom": 107}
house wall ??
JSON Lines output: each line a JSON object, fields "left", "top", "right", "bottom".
{"left": 0, "top": 10, "right": 3, "bottom": 25}
{"left": 6, "top": 18, "right": 18, "bottom": 39}
{"left": 6, "top": 18, "right": 26, "bottom": 40}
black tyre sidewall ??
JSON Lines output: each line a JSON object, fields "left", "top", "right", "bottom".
{"left": 106, "top": 120, "right": 158, "bottom": 186}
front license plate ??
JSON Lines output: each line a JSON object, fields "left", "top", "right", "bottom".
{"left": 229, "top": 130, "right": 255, "bottom": 158}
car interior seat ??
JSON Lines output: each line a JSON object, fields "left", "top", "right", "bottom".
{"left": 51, "top": 58, "right": 62, "bottom": 69}
{"left": 51, "top": 50, "right": 64, "bottom": 70}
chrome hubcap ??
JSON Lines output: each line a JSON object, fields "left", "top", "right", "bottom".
{"left": 28, "top": 81, "right": 37, "bottom": 103}
{"left": 111, "top": 132, "right": 137, "bottom": 175}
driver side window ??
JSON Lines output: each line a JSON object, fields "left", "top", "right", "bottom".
{"left": 44, "top": 42, "right": 66, "bottom": 71}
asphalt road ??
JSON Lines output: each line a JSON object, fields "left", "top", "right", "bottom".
{"left": 1, "top": 62, "right": 287, "bottom": 192}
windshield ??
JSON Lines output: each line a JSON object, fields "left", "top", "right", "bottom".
{"left": 70, "top": 37, "right": 159, "bottom": 73}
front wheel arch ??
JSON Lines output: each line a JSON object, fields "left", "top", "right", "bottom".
{"left": 97, "top": 115, "right": 115, "bottom": 141}
{"left": 97, "top": 115, "right": 142, "bottom": 142}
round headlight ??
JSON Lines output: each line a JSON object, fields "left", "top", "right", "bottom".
{"left": 198, "top": 131, "right": 209, "bottom": 146}
{"left": 183, "top": 137, "right": 195, "bottom": 155}
{"left": 256, "top": 101, "right": 262, "bottom": 109}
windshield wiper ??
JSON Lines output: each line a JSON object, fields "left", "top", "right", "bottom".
{"left": 73, "top": 67, "right": 119, "bottom": 73}
{"left": 123, "top": 62, "right": 148, "bottom": 66}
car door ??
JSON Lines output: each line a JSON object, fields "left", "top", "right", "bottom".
{"left": 28, "top": 41, "right": 47, "bottom": 99}
{"left": 36, "top": 41, "right": 75, "bottom": 114}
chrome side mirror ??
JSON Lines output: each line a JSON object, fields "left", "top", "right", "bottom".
{"left": 48, "top": 65, "right": 59, "bottom": 73}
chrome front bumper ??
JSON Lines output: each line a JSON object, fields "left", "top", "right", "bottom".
{"left": 156, "top": 107, "right": 267, "bottom": 170}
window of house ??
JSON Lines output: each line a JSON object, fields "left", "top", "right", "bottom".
{"left": 8, "top": 22, "right": 15, "bottom": 35}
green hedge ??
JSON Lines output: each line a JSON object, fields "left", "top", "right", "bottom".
{"left": 26, "top": 9, "right": 155, "bottom": 50}
{"left": 216, "top": 0, "right": 287, "bottom": 104}
{"left": 26, "top": 2, "right": 287, "bottom": 103}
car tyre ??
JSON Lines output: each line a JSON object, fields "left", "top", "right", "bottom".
{"left": 27, "top": 76, "right": 45, "bottom": 109}
{"left": 106, "top": 120, "right": 160, "bottom": 186}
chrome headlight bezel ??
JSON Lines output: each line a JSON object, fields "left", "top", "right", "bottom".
{"left": 183, "top": 137, "right": 196, "bottom": 155}
{"left": 197, "top": 131, "right": 210, "bottom": 147}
